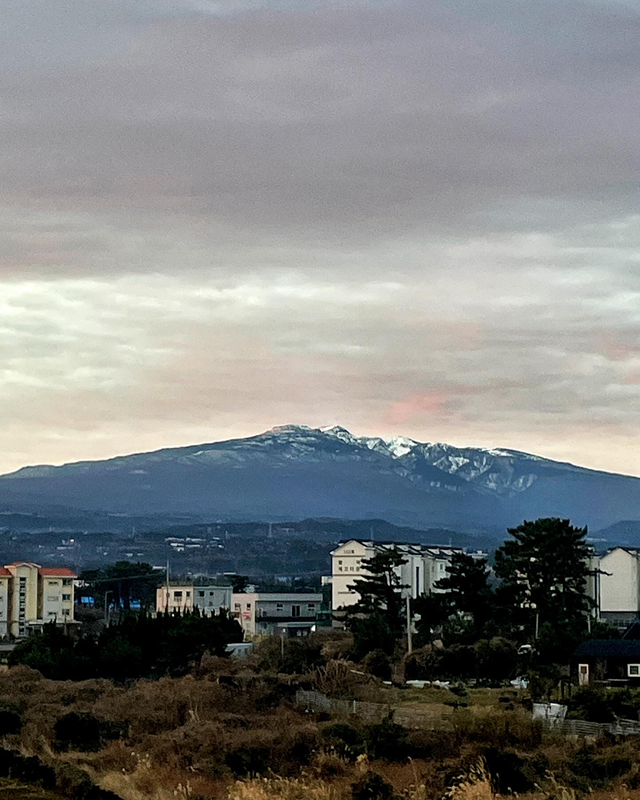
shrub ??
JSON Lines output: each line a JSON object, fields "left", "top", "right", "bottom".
{"left": 365, "top": 716, "right": 408, "bottom": 762}
{"left": 403, "top": 646, "right": 442, "bottom": 680}
{"left": 54, "top": 712, "right": 102, "bottom": 752}
{"left": 351, "top": 771, "right": 396, "bottom": 800}
{"left": 0, "top": 709, "right": 22, "bottom": 736}
{"left": 225, "top": 743, "right": 271, "bottom": 776}
{"left": 254, "top": 635, "right": 326, "bottom": 674}
{"left": 568, "top": 746, "right": 633, "bottom": 789}
{"left": 483, "top": 747, "right": 534, "bottom": 794}
{"left": 362, "top": 650, "right": 392, "bottom": 681}
{"left": 568, "top": 687, "right": 615, "bottom": 723}
{"left": 322, "top": 723, "right": 364, "bottom": 759}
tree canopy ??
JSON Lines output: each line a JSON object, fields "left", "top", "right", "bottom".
{"left": 9, "top": 609, "right": 242, "bottom": 681}
{"left": 80, "top": 561, "right": 161, "bottom": 611}
{"left": 494, "top": 517, "right": 593, "bottom": 654}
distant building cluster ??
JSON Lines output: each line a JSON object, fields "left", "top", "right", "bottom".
{"left": 0, "top": 562, "right": 76, "bottom": 638}
{"left": 155, "top": 581, "right": 323, "bottom": 639}
{"left": 329, "top": 540, "right": 640, "bottom": 637}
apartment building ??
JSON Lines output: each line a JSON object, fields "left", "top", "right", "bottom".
{"left": 0, "top": 562, "right": 76, "bottom": 638}
{"left": 330, "top": 539, "right": 467, "bottom": 614}
{"left": 598, "top": 547, "right": 640, "bottom": 628}
{"left": 156, "top": 578, "right": 232, "bottom": 614}
{"left": 231, "top": 592, "right": 323, "bottom": 638}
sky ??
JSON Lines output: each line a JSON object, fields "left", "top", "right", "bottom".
{"left": 2, "top": 0, "right": 640, "bottom": 477}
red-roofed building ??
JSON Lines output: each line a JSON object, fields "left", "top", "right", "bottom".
{"left": 2, "top": 562, "right": 77, "bottom": 638}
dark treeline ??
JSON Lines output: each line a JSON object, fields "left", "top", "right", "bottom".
{"left": 9, "top": 609, "right": 242, "bottom": 681}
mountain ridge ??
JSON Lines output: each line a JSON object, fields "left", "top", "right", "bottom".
{"left": 1, "top": 424, "right": 639, "bottom": 532}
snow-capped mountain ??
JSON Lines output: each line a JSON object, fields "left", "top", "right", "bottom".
{"left": 0, "top": 424, "right": 638, "bottom": 532}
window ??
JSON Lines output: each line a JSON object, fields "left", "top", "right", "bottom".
{"left": 62, "top": 579, "right": 72, "bottom": 586}
{"left": 209, "top": 591, "right": 214, "bottom": 596}
{"left": 47, "top": 595, "right": 59, "bottom": 602}
{"left": 173, "top": 591, "right": 183, "bottom": 598}
{"left": 246, "top": 603, "right": 251, "bottom": 610}
{"left": 291, "top": 605, "right": 301, "bottom": 618}
{"left": 186, "top": 591, "right": 191, "bottom": 598}
{"left": 48, "top": 581, "right": 59, "bottom": 586}
{"left": 307, "top": 604, "right": 316, "bottom": 613}
{"left": 234, "top": 603, "right": 241, "bottom": 611}
{"left": 338, "top": 560, "right": 342, "bottom": 564}
{"left": 276, "top": 603, "right": 284, "bottom": 612}
{"left": 628, "top": 664, "right": 640, "bottom": 677}
{"left": 62, "top": 609, "right": 70, "bottom": 617}
{"left": 62, "top": 594, "right": 71, "bottom": 601}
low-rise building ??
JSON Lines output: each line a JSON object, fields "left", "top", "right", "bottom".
{"left": 156, "top": 578, "right": 232, "bottom": 614}
{"left": 231, "top": 592, "right": 323, "bottom": 638}
{"left": 0, "top": 562, "right": 76, "bottom": 638}
{"left": 574, "top": 637, "right": 640, "bottom": 685}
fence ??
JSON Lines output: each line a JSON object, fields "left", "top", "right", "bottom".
{"left": 549, "top": 718, "right": 640, "bottom": 737}
{"left": 296, "top": 689, "right": 454, "bottom": 730}
{"left": 296, "top": 690, "right": 640, "bottom": 738}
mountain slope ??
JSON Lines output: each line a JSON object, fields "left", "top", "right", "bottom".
{"left": 0, "top": 424, "right": 638, "bottom": 531}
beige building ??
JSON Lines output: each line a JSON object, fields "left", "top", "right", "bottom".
{"left": 330, "top": 539, "right": 468, "bottom": 615}
{"left": 156, "top": 579, "right": 232, "bottom": 615}
{"left": 0, "top": 563, "right": 76, "bottom": 638}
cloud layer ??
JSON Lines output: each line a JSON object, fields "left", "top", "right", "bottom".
{"left": 1, "top": 0, "right": 640, "bottom": 477}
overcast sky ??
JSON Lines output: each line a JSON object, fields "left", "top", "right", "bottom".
{"left": 2, "top": 0, "right": 640, "bottom": 476}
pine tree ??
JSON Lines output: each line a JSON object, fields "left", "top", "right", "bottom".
{"left": 343, "top": 549, "right": 408, "bottom": 658}
{"left": 436, "top": 551, "right": 494, "bottom": 631}
{"left": 494, "top": 517, "right": 592, "bottom": 643}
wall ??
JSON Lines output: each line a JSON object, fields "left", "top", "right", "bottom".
{"left": 600, "top": 549, "right": 639, "bottom": 618}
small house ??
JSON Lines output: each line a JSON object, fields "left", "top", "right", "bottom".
{"left": 574, "top": 639, "right": 640, "bottom": 685}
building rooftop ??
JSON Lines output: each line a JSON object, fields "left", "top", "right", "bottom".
{"left": 38, "top": 568, "right": 77, "bottom": 577}
{"left": 575, "top": 640, "right": 640, "bottom": 658}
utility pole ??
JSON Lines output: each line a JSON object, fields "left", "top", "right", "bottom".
{"left": 406, "top": 594, "right": 413, "bottom": 655}
{"left": 104, "top": 590, "right": 112, "bottom": 627}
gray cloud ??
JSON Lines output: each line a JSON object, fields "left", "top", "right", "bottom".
{"left": 1, "top": 0, "right": 639, "bottom": 477}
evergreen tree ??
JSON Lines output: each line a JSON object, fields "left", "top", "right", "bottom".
{"left": 494, "top": 518, "right": 592, "bottom": 647}
{"left": 343, "top": 549, "right": 408, "bottom": 658}
{"left": 435, "top": 551, "right": 494, "bottom": 630}
{"left": 81, "top": 561, "right": 160, "bottom": 611}
{"left": 347, "top": 549, "right": 408, "bottom": 632}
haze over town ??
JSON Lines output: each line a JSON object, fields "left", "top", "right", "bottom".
{"left": 2, "top": 0, "right": 640, "bottom": 477}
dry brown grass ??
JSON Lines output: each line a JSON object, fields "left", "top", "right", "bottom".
{"left": 4, "top": 665, "right": 640, "bottom": 800}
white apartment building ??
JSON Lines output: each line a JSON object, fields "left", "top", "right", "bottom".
{"left": 156, "top": 579, "right": 232, "bottom": 614}
{"left": 598, "top": 547, "right": 640, "bottom": 628}
{"left": 231, "top": 592, "right": 323, "bottom": 638}
{"left": 0, "top": 562, "right": 76, "bottom": 638}
{"left": 330, "top": 539, "right": 466, "bottom": 614}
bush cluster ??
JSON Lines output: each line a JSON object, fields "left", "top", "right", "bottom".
{"left": 8, "top": 610, "right": 242, "bottom": 681}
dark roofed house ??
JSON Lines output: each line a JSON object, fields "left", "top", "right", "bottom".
{"left": 574, "top": 639, "right": 640, "bottom": 686}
